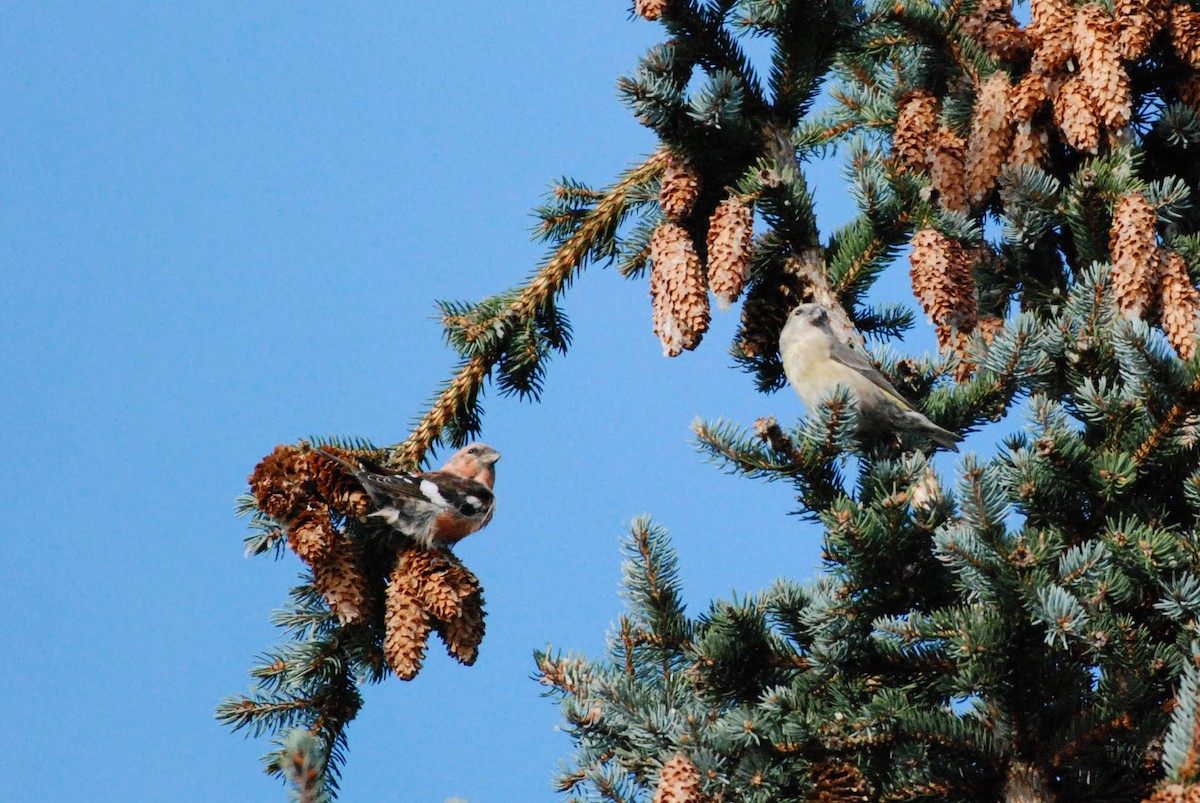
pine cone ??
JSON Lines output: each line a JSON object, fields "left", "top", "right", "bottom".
{"left": 287, "top": 507, "right": 336, "bottom": 564}
{"left": 660, "top": 153, "right": 701, "bottom": 221}
{"left": 385, "top": 553, "right": 433, "bottom": 680}
{"left": 312, "top": 535, "right": 370, "bottom": 625}
{"left": 395, "top": 549, "right": 458, "bottom": 622}
{"left": 1030, "top": 0, "right": 1076, "bottom": 74}
{"left": 1009, "top": 120, "right": 1050, "bottom": 168}
{"left": 436, "top": 585, "right": 486, "bottom": 665}
{"left": 1075, "top": 4, "right": 1132, "bottom": 129}
{"left": 422, "top": 550, "right": 483, "bottom": 622}
{"left": 893, "top": 90, "right": 940, "bottom": 172}
{"left": 1110, "top": 192, "right": 1159, "bottom": 319}
{"left": 1012, "top": 73, "right": 1060, "bottom": 169}
{"left": 965, "top": 71, "right": 1015, "bottom": 206}
{"left": 1008, "top": 74, "right": 1055, "bottom": 169}
{"left": 908, "top": 228, "right": 978, "bottom": 357}
{"left": 1012, "top": 73, "right": 1054, "bottom": 122}
{"left": 1115, "top": 0, "right": 1166, "bottom": 59}
{"left": 961, "top": 0, "right": 1032, "bottom": 60}
{"left": 706, "top": 197, "right": 754, "bottom": 311}
{"left": 1170, "top": 3, "right": 1200, "bottom": 67}
{"left": 1157, "top": 249, "right": 1200, "bottom": 359}
{"left": 929, "top": 125, "right": 969, "bottom": 215}
{"left": 310, "top": 446, "right": 372, "bottom": 517}
{"left": 635, "top": 0, "right": 668, "bottom": 21}
{"left": 249, "top": 444, "right": 310, "bottom": 523}
{"left": 654, "top": 753, "right": 702, "bottom": 803}
{"left": 1053, "top": 75, "right": 1102, "bottom": 154}
{"left": 649, "top": 221, "right": 710, "bottom": 357}
{"left": 944, "top": 328, "right": 979, "bottom": 381}
{"left": 978, "top": 315, "right": 1005, "bottom": 344}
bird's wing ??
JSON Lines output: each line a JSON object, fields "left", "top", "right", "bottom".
{"left": 362, "top": 471, "right": 494, "bottom": 518}
{"left": 313, "top": 448, "right": 436, "bottom": 505}
{"left": 827, "top": 338, "right": 914, "bottom": 410}
{"left": 355, "top": 471, "right": 429, "bottom": 501}
{"left": 418, "top": 474, "right": 495, "bottom": 519}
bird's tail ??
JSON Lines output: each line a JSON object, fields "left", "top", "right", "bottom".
{"left": 920, "top": 420, "right": 962, "bottom": 452}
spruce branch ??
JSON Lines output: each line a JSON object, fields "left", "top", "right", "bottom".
{"left": 1133, "top": 372, "right": 1200, "bottom": 468}
{"left": 622, "top": 516, "right": 693, "bottom": 661}
{"left": 1050, "top": 713, "right": 1137, "bottom": 771}
{"left": 392, "top": 151, "right": 669, "bottom": 469}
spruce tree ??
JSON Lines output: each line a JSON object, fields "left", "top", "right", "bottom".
{"left": 221, "top": 1, "right": 1200, "bottom": 800}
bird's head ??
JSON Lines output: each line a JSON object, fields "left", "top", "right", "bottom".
{"left": 780, "top": 303, "right": 832, "bottom": 345}
{"left": 441, "top": 443, "right": 501, "bottom": 488}
{"left": 789, "top": 303, "right": 829, "bottom": 327}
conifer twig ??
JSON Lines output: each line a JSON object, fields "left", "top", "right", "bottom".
{"left": 1133, "top": 374, "right": 1200, "bottom": 467}
{"left": 392, "top": 151, "right": 670, "bottom": 468}
{"left": 393, "top": 354, "right": 492, "bottom": 470}
{"left": 1051, "top": 713, "right": 1135, "bottom": 768}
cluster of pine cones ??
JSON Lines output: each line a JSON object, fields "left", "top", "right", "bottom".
{"left": 908, "top": 230, "right": 1007, "bottom": 379}
{"left": 1111, "top": 192, "right": 1200, "bottom": 357}
{"left": 898, "top": 0, "right": 1200, "bottom": 360}
{"left": 248, "top": 444, "right": 484, "bottom": 680}
{"left": 644, "top": 0, "right": 1200, "bottom": 367}
{"left": 649, "top": 153, "right": 755, "bottom": 358}
{"left": 896, "top": 0, "right": 1199, "bottom": 199}
{"left": 961, "top": 0, "right": 1200, "bottom": 160}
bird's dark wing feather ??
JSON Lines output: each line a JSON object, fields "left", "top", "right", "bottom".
{"left": 313, "top": 448, "right": 432, "bottom": 501}
{"left": 355, "top": 471, "right": 428, "bottom": 501}
{"left": 423, "top": 475, "right": 495, "bottom": 518}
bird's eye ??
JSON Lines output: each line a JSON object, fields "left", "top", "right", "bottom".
{"left": 467, "top": 447, "right": 478, "bottom": 454}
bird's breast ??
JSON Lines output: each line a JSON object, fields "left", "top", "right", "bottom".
{"left": 781, "top": 330, "right": 835, "bottom": 408}
{"left": 431, "top": 510, "right": 488, "bottom": 545}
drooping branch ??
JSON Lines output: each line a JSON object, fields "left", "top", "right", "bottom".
{"left": 391, "top": 150, "right": 670, "bottom": 469}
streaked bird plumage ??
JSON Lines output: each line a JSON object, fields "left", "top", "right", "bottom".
{"left": 778, "top": 304, "right": 961, "bottom": 451}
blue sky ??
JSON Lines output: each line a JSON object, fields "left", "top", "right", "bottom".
{"left": 0, "top": 3, "right": 977, "bottom": 801}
